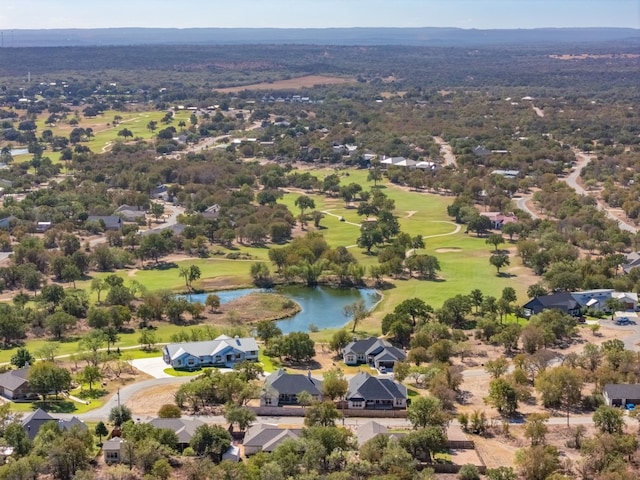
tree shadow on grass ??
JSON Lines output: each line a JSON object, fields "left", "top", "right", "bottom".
{"left": 497, "top": 272, "right": 516, "bottom": 278}
{"left": 143, "top": 261, "right": 178, "bottom": 271}
{"left": 31, "top": 400, "right": 77, "bottom": 413}
{"left": 77, "top": 389, "right": 108, "bottom": 400}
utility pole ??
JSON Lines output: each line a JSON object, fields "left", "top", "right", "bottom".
{"left": 117, "top": 388, "right": 121, "bottom": 408}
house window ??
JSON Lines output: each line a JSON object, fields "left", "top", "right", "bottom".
{"left": 187, "top": 358, "right": 195, "bottom": 366}
{"left": 176, "top": 360, "right": 182, "bottom": 366}
{"left": 106, "top": 452, "right": 119, "bottom": 459}
{"left": 264, "top": 397, "right": 272, "bottom": 405}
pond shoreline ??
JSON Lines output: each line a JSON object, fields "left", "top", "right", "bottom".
{"left": 181, "top": 285, "right": 383, "bottom": 334}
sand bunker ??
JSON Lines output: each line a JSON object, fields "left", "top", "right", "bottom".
{"left": 435, "top": 248, "right": 462, "bottom": 253}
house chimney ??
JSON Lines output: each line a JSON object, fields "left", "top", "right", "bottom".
{"left": 234, "top": 335, "right": 240, "bottom": 345}
{"left": 307, "top": 370, "right": 312, "bottom": 380}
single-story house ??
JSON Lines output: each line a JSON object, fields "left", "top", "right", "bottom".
{"left": 343, "top": 337, "right": 406, "bottom": 371}
{"left": 151, "top": 185, "right": 170, "bottom": 201}
{"left": 356, "top": 420, "right": 388, "bottom": 445}
{"left": 261, "top": 369, "right": 323, "bottom": 406}
{"left": 346, "top": 372, "right": 408, "bottom": 410}
{"left": 163, "top": 335, "right": 259, "bottom": 370}
{"left": 480, "top": 212, "right": 518, "bottom": 230}
{"left": 0, "top": 368, "right": 31, "bottom": 400}
{"left": 570, "top": 289, "right": 614, "bottom": 310}
{"left": 114, "top": 204, "right": 146, "bottom": 222}
{"left": 622, "top": 252, "right": 640, "bottom": 274}
{"left": 22, "top": 408, "right": 87, "bottom": 440}
{"left": 522, "top": 292, "right": 581, "bottom": 318}
{"left": 147, "top": 417, "right": 205, "bottom": 450}
{"left": 473, "top": 146, "right": 491, "bottom": 157}
{"left": 87, "top": 215, "right": 123, "bottom": 231}
{"left": 243, "top": 423, "right": 302, "bottom": 456}
{"left": 491, "top": 169, "right": 519, "bottom": 179}
{"left": 103, "top": 437, "right": 126, "bottom": 464}
{"left": 612, "top": 292, "right": 639, "bottom": 311}
{"left": 201, "top": 204, "right": 220, "bottom": 220}
{"left": 603, "top": 384, "right": 640, "bottom": 407}
{"left": 380, "top": 156, "right": 417, "bottom": 168}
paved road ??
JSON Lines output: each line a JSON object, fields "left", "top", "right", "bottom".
{"left": 564, "top": 150, "right": 637, "bottom": 233}
{"left": 515, "top": 193, "right": 540, "bottom": 220}
{"left": 434, "top": 136, "right": 457, "bottom": 167}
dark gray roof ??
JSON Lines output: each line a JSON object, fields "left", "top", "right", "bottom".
{"left": 22, "top": 408, "right": 54, "bottom": 440}
{"left": 347, "top": 372, "right": 407, "bottom": 402}
{"left": 264, "top": 369, "right": 322, "bottom": 397}
{"left": 0, "top": 367, "right": 30, "bottom": 391}
{"left": 374, "top": 346, "right": 406, "bottom": 362}
{"left": 22, "top": 408, "right": 87, "bottom": 440}
{"left": 523, "top": 292, "right": 580, "bottom": 314}
{"left": 344, "top": 337, "right": 388, "bottom": 355}
{"left": 604, "top": 383, "right": 640, "bottom": 399}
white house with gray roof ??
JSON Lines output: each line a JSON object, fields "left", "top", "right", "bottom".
{"left": 260, "top": 369, "right": 323, "bottom": 406}
{"left": 343, "top": 337, "right": 405, "bottom": 371}
{"left": 163, "top": 335, "right": 259, "bottom": 370}
{"left": 346, "top": 371, "right": 407, "bottom": 410}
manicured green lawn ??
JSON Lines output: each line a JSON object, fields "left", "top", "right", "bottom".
{"left": 5, "top": 109, "right": 196, "bottom": 166}
{"left": 280, "top": 172, "right": 531, "bottom": 337}
{"left": 258, "top": 351, "right": 280, "bottom": 373}
{"left": 163, "top": 367, "right": 202, "bottom": 377}
{"left": 10, "top": 397, "right": 102, "bottom": 415}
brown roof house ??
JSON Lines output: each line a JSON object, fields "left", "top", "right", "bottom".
{"left": 0, "top": 368, "right": 31, "bottom": 400}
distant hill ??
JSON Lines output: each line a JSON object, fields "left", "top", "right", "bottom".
{"left": 1, "top": 27, "right": 639, "bottom": 48}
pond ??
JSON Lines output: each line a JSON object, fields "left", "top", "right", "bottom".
{"left": 182, "top": 286, "right": 381, "bottom": 334}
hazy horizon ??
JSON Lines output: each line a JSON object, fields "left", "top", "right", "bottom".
{"left": 2, "top": 0, "right": 638, "bottom": 30}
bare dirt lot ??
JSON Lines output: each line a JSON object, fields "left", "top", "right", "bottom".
{"left": 215, "top": 75, "right": 354, "bottom": 93}
{"left": 128, "top": 383, "right": 182, "bottom": 417}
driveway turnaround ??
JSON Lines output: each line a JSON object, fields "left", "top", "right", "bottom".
{"left": 131, "top": 357, "right": 173, "bottom": 378}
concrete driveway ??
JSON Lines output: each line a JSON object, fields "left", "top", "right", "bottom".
{"left": 130, "top": 357, "right": 172, "bottom": 378}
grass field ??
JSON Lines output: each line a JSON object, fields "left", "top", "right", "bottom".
{"left": 0, "top": 158, "right": 535, "bottom": 356}
{"left": 8, "top": 109, "right": 194, "bottom": 165}
{"left": 215, "top": 75, "right": 354, "bottom": 93}
{"left": 73, "top": 168, "right": 533, "bottom": 343}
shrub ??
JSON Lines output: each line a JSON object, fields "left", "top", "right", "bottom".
{"left": 158, "top": 404, "right": 182, "bottom": 418}
{"left": 458, "top": 463, "right": 481, "bottom": 480}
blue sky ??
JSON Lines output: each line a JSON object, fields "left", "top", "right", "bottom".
{"left": 1, "top": 0, "right": 638, "bottom": 29}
